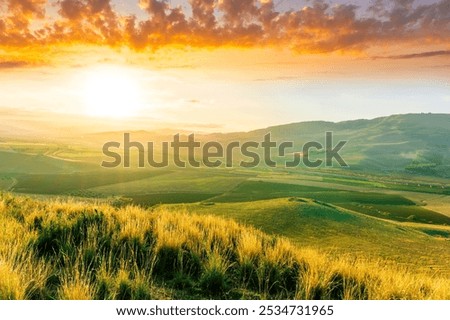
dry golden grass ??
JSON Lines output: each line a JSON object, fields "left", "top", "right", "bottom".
{"left": 0, "top": 193, "right": 448, "bottom": 300}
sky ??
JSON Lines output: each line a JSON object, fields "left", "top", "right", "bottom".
{"left": 0, "top": 0, "right": 449, "bottom": 132}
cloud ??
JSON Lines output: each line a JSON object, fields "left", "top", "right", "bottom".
{"left": 58, "top": 0, "right": 85, "bottom": 20}
{"left": 374, "top": 50, "right": 450, "bottom": 59}
{"left": 58, "top": 0, "right": 115, "bottom": 20}
{"left": 0, "top": 0, "right": 449, "bottom": 54}
{"left": 7, "top": 0, "right": 47, "bottom": 18}
{"left": 189, "top": 0, "right": 216, "bottom": 29}
{"left": 425, "top": 64, "right": 450, "bottom": 69}
{"left": 50, "top": 0, "right": 121, "bottom": 45}
{"left": 0, "top": 60, "right": 30, "bottom": 68}
{"left": 0, "top": 0, "right": 47, "bottom": 46}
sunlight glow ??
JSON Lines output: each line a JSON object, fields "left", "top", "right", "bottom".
{"left": 82, "top": 66, "right": 143, "bottom": 118}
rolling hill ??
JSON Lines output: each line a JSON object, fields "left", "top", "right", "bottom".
{"left": 208, "top": 113, "right": 450, "bottom": 175}
{"left": 84, "top": 113, "right": 450, "bottom": 176}
{"left": 1, "top": 113, "right": 449, "bottom": 176}
{"left": 164, "top": 197, "right": 450, "bottom": 275}
{"left": 0, "top": 194, "right": 449, "bottom": 300}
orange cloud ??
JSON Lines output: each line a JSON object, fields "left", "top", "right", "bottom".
{"left": 0, "top": 59, "right": 29, "bottom": 68}
{"left": 8, "top": 0, "right": 46, "bottom": 18}
{"left": 0, "top": 0, "right": 448, "bottom": 54}
{"left": 374, "top": 50, "right": 450, "bottom": 59}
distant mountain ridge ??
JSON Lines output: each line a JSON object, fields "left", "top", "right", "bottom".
{"left": 1, "top": 112, "right": 449, "bottom": 176}
{"left": 76, "top": 113, "right": 450, "bottom": 177}
{"left": 203, "top": 113, "right": 450, "bottom": 176}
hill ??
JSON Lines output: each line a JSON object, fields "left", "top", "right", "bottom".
{"left": 83, "top": 113, "right": 450, "bottom": 176}
{"left": 0, "top": 194, "right": 448, "bottom": 300}
{"left": 215, "top": 113, "right": 450, "bottom": 176}
{"left": 1, "top": 113, "right": 449, "bottom": 177}
{"left": 165, "top": 197, "right": 450, "bottom": 275}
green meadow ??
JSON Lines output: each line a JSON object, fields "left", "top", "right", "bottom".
{"left": 0, "top": 114, "right": 449, "bottom": 299}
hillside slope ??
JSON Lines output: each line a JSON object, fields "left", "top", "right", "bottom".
{"left": 1, "top": 113, "right": 449, "bottom": 176}
{"left": 84, "top": 113, "right": 450, "bottom": 176}
{"left": 166, "top": 198, "right": 450, "bottom": 275}
{"left": 223, "top": 113, "right": 450, "bottom": 175}
{"left": 0, "top": 194, "right": 448, "bottom": 300}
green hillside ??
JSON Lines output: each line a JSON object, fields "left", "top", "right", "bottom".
{"left": 221, "top": 113, "right": 450, "bottom": 176}
{"left": 0, "top": 151, "right": 87, "bottom": 174}
{"left": 2, "top": 113, "right": 449, "bottom": 176}
{"left": 164, "top": 198, "right": 450, "bottom": 275}
{"left": 0, "top": 194, "right": 449, "bottom": 300}
{"left": 209, "top": 181, "right": 450, "bottom": 225}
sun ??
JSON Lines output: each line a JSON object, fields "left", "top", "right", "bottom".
{"left": 82, "top": 66, "right": 142, "bottom": 118}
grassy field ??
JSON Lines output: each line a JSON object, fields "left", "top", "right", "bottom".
{"left": 4, "top": 158, "right": 448, "bottom": 226}
{"left": 88, "top": 169, "right": 254, "bottom": 195}
{"left": 0, "top": 194, "right": 449, "bottom": 300}
{"left": 209, "top": 181, "right": 450, "bottom": 225}
{"left": 322, "top": 176, "right": 450, "bottom": 195}
{"left": 130, "top": 193, "right": 220, "bottom": 206}
{"left": 163, "top": 198, "right": 450, "bottom": 275}
{"left": 0, "top": 151, "right": 88, "bottom": 175}
{"left": 338, "top": 203, "right": 450, "bottom": 224}
{"left": 11, "top": 170, "right": 171, "bottom": 195}
{"left": 252, "top": 172, "right": 450, "bottom": 217}
{"left": 212, "top": 181, "right": 414, "bottom": 204}
{"left": 0, "top": 177, "right": 15, "bottom": 190}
